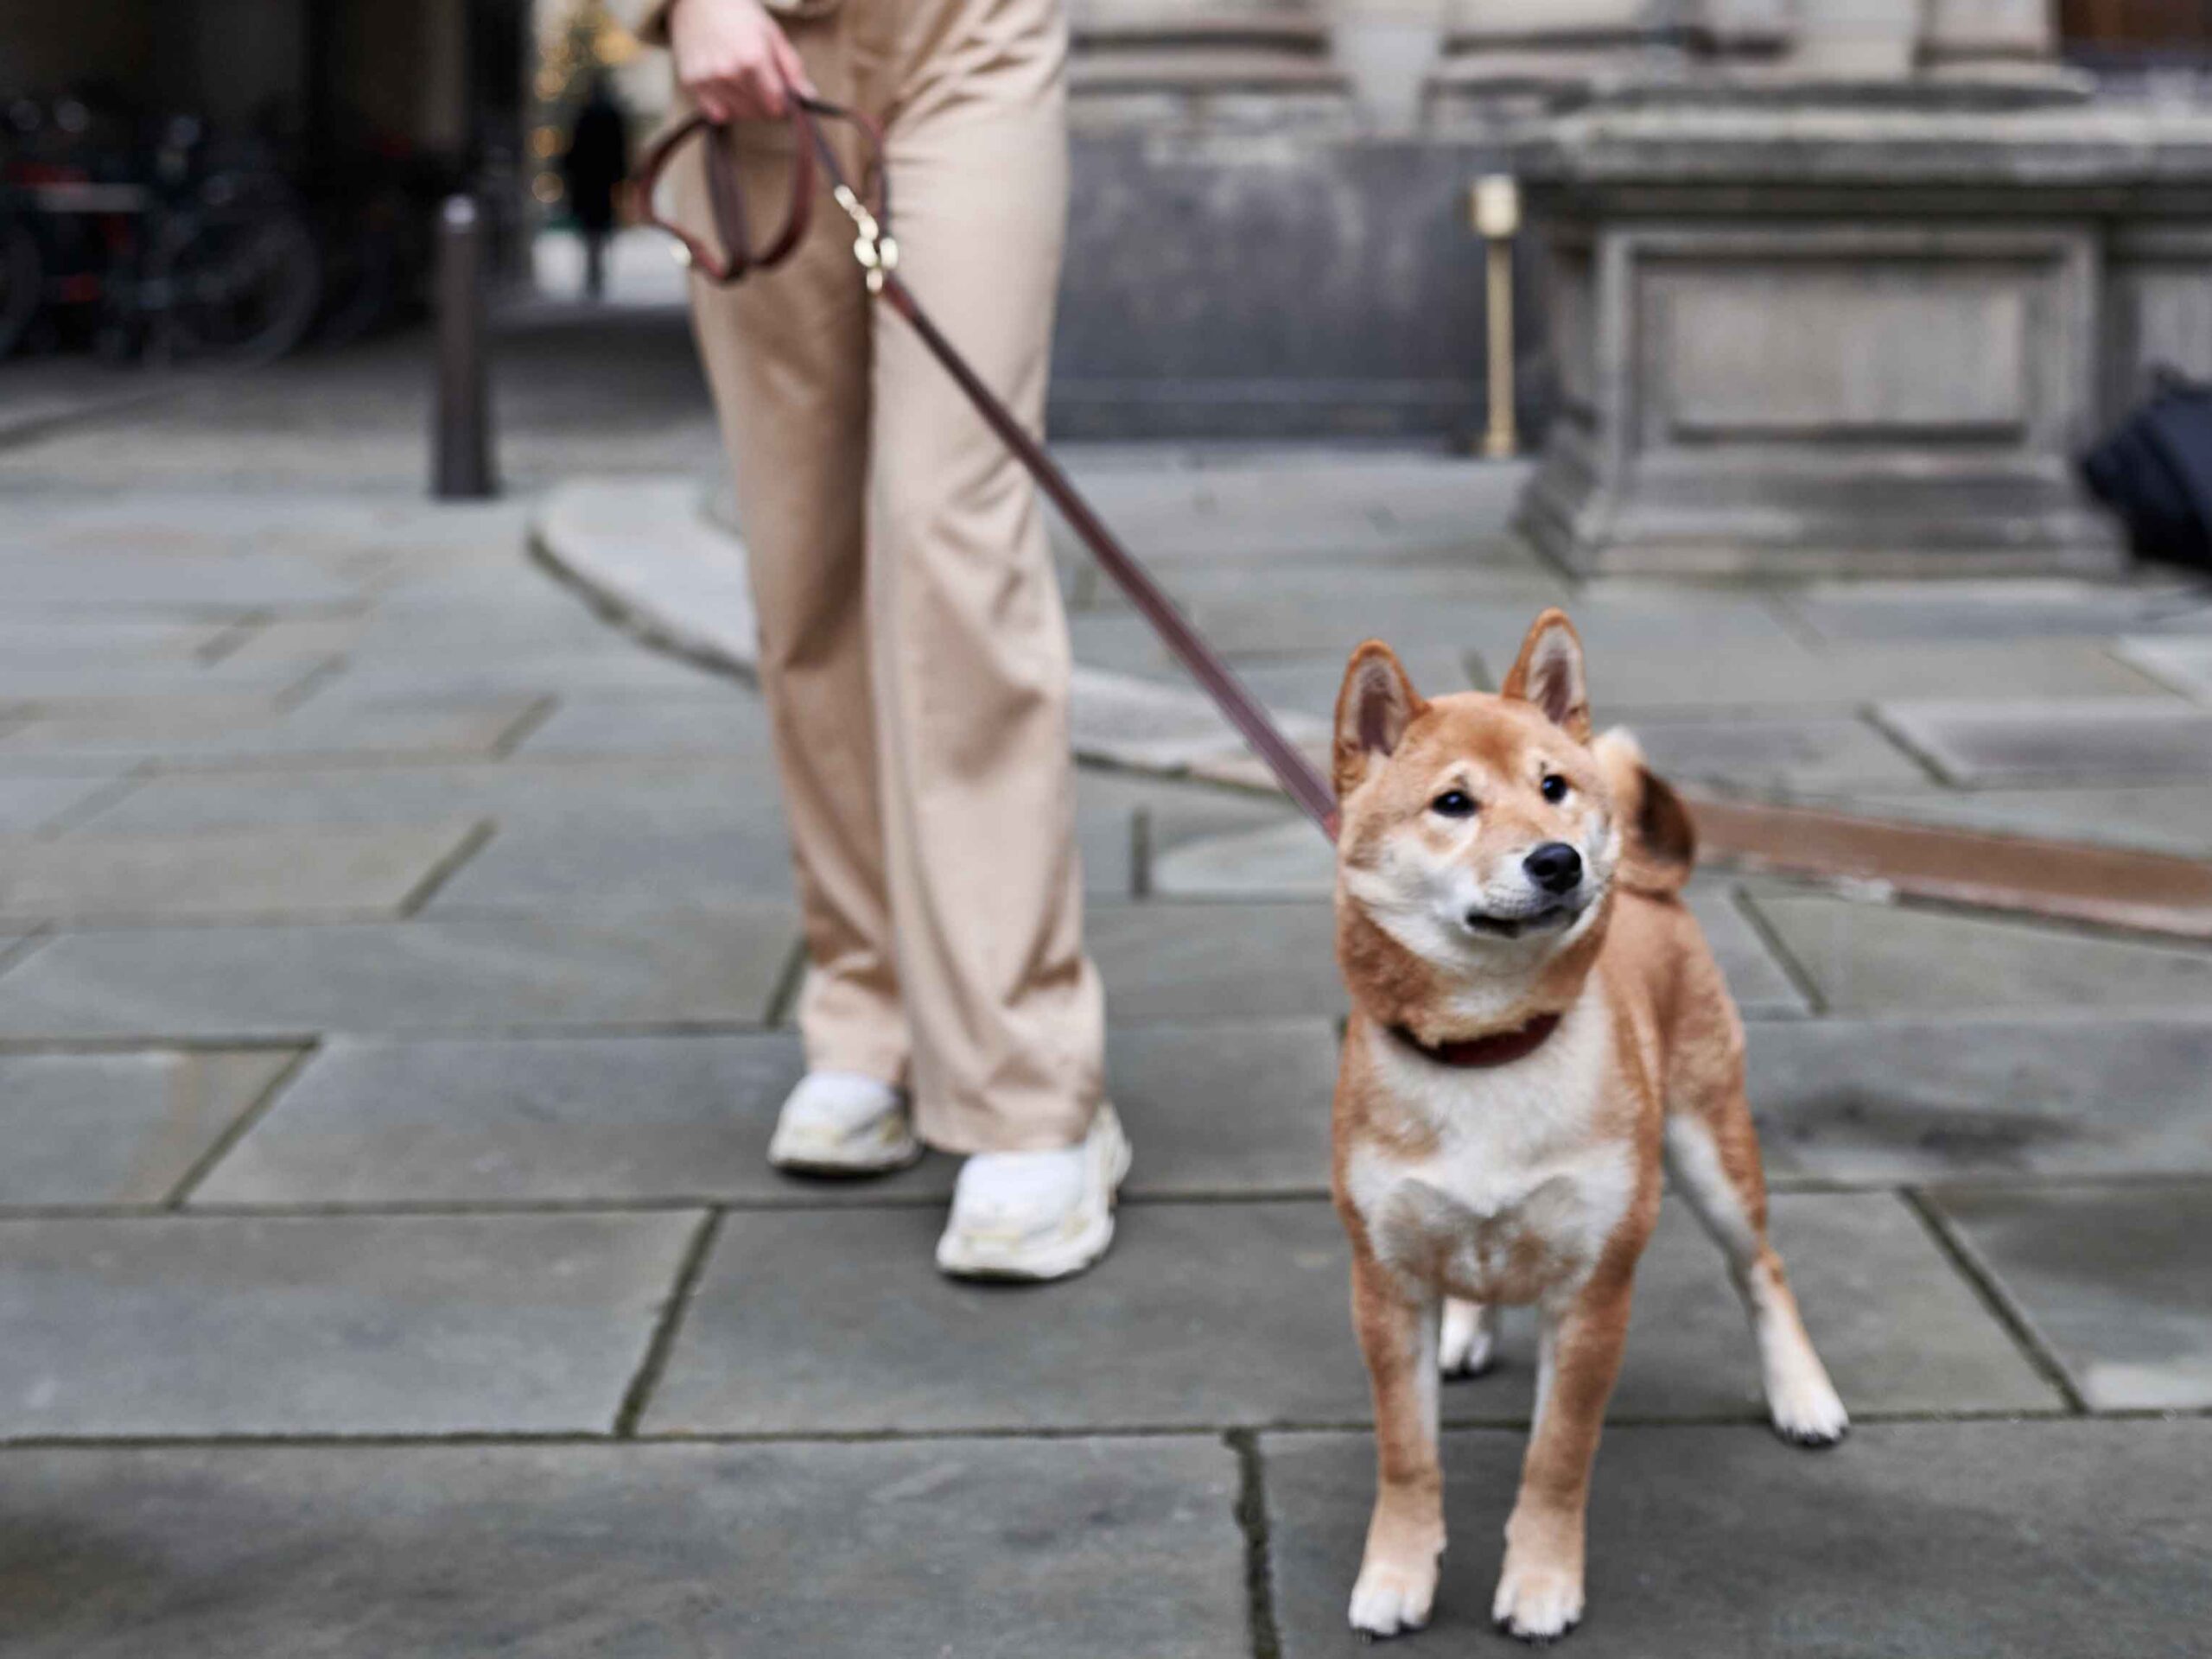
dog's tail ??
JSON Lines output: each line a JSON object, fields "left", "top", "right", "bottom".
{"left": 1594, "top": 730, "right": 1696, "bottom": 898}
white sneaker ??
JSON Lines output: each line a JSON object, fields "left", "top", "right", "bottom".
{"left": 766, "top": 1071, "right": 921, "bottom": 1175}
{"left": 935, "top": 1103, "right": 1131, "bottom": 1282}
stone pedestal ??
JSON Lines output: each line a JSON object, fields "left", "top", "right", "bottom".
{"left": 1066, "top": 0, "right": 1350, "bottom": 125}
{"left": 1514, "top": 99, "right": 2212, "bottom": 575}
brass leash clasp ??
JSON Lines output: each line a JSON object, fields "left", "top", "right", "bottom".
{"left": 831, "top": 183, "right": 899, "bottom": 294}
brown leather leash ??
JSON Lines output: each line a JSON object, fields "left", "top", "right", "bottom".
{"left": 633, "top": 94, "right": 1342, "bottom": 841}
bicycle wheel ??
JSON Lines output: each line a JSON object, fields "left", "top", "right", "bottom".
{"left": 149, "top": 199, "right": 321, "bottom": 365}
{"left": 0, "top": 216, "right": 40, "bottom": 359}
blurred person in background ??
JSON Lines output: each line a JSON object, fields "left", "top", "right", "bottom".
{"left": 626, "top": 0, "right": 1123, "bottom": 1281}
{"left": 563, "top": 73, "right": 630, "bottom": 300}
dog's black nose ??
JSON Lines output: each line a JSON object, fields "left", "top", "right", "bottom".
{"left": 1524, "top": 842, "right": 1583, "bottom": 895}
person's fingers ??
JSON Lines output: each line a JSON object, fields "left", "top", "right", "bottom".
{"left": 770, "top": 33, "right": 816, "bottom": 98}
{"left": 692, "top": 82, "right": 731, "bottom": 124}
{"left": 741, "top": 60, "right": 786, "bottom": 118}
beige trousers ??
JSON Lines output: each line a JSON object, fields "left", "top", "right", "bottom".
{"left": 671, "top": 0, "right": 1103, "bottom": 1153}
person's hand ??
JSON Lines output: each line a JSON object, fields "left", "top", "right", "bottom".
{"left": 667, "top": 0, "right": 814, "bottom": 124}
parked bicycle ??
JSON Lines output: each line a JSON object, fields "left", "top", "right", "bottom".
{"left": 0, "top": 98, "right": 320, "bottom": 365}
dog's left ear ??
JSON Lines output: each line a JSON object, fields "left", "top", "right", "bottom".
{"left": 1334, "top": 639, "right": 1425, "bottom": 801}
{"left": 1501, "top": 608, "right": 1590, "bottom": 743}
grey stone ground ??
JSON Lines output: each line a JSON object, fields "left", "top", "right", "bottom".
{"left": 2, "top": 321, "right": 2210, "bottom": 1654}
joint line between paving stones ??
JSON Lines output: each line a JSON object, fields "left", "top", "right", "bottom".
{"left": 1860, "top": 702, "right": 1961, "bottom": 787}
{"left": 1726, "top": 885, "right": 1828, "bottom": 1014}
{"left": 1896, "top": 1186, "right": 2088, "bottom": 1415}
{"left": 162, "top": 1042, "right": 321, "bottom": 1209}
{"left": 33, "top": 764, "right": 155, "bottom": 839}
{"left": 4, "top": 1402, "right": 2194, "bottom": 1456}
{"left": 193, "top": 611, "right": 270, "bottom": 666}
{"left": 271, "top": 655, "right": 350, "bottom": 713}
{"left": 615, "top": 1209, "right": 721, "bottom": 1438}
{"left": 13, "top": 1169, "right": 2210, "bottom": 1225}
{"left": 489, "top": 695, "right": 561, "bottom": 759}
{"left": 394, "top": 818, "right": 499, "bottom": 918}
{"left": 0, "top": 925, "right": 54, "bottom": 982}
{"left": 1227, "top": 1429, "right": 1283, "bottom": 1659}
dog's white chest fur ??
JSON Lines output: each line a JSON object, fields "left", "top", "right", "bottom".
{"left": 1344, "top": 993, "right": 1635, "bottom": 1307}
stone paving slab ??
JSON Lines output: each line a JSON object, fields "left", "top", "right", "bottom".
{"left": 0, "top": 1048, "right": 302, "bottom": 1206}
{"left": 1878, "top": 697, "right": 2212, "bottom": 785}
{"left": 64, "top": 757, "right": 762, "bottom": 835}
{"left": 645, "top": 1192, "right": 2048, "bottom": 1436}
{"left": 1569, "top": 641, "right": 2170, "bottom": 714}
{"left": 1624, "top": 714, "right": 1931, "bottom": 791}
{"left": 0, "top": 693, "right": 544, "bottom": 766}
{"left": 1262, "top": 1419, "right": 2212, "bottom": 1658}
{"left": 0, "top": 823, "right": 485, "bottom": 923}
{"left": 0, "top": 774, "right": 124, "bottom": 834}
{"left": 0, "top": 1437, "right": 1249, "bottom": 1658}
{"left": 510, "top": 695, "right": 777, "bottom": 760}
{"left": 0, "top": 906, "right": 798, "bottom": 1039}
{"left": 1836, "top": 784, "right": 2212, "bottom": 859}
{"left": 1220, "top": 646, "right": 1484, "bottom": 718}
{"left": 2117, "top": 634, "right": 2212, "bottom": 700}
{"left": 0, "top": 1211, "right": 698, "bottom": 1434}
{"left": 0, "top": 550, "right": 364, "bottom": 612}
{"left": 1746, "top": 893, "right": 2212, "bottom": 1013}
{"left": 1929, "top": 1182, "right": 2212, "bottom": 1411}
{"left": 0, "top": 618, "right": 234, "bottom": 667}
{"left": 1745, "top": 1015, "right": 2212, "bottom": 1183}
{"left": 422, "top": 815, "right": 800, "bottom": 911}
{"left": 1085, "top": 902, "right": 1346, "bottom": 1023}
{"left": 195, "top": 1020, "right": 1341, "bottom": 1207}
{"left": 1782, "top": 578, "right": 2212, "bottom": 641}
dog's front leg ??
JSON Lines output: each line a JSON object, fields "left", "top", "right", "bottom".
{"left": 1348, "top": 1252, "right": 1444, "bottom": 1638}
{"left": 1493, "top": 1268, "right": 1634, "bottom": 1643}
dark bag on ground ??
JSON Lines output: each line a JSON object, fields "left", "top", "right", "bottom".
{"left": 2082, "top": 368, "right": 2212, "bottom": 573}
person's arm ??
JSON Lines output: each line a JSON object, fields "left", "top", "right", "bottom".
{"left": 625, "top": 0, "right": 816, "bottom": 123}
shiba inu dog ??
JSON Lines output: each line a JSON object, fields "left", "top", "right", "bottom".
{"left": 1329, "top": 609, "right": 1847, "bottom": 1643}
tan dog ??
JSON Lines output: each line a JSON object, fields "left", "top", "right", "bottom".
{"left": 1329, "top": 609, "right": 1847, "bottom": 1643}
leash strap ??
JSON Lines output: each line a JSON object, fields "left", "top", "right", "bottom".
{"left": 631, "top": 95, "right": 1342, "bottom": 842}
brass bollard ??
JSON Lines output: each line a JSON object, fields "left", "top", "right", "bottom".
{"left": 1471, "top": 175, "right": 1521, "bottom": 461}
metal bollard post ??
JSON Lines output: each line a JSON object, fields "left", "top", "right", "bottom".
{"left": 432, "top": 194, "right": 497, "bottom": 499}
{"left": 1471, "top": 175, "right": 1522, "bottom": 461}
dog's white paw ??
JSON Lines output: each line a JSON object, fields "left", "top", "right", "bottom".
{"left": 1349, "top": 1555, "right": 1439, "bottom": 1639}
{"left": 1491, "top": 1551, "right": 1583, "bottom": 1645}
{"left": 1439, "top": 1300, "right": 1497, "bottom": 1379}
{"left": 1768, "top": 1368, "right": 1849, "bottom": 1448}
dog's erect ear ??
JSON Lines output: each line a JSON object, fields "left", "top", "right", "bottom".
{"left": 1334, "top": 639, "right": 1424, "bottom": 800}
{"left": 1501, "top": 609, "right": 1591, "bottom": 743}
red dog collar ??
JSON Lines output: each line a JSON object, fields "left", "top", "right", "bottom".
{"left": 1390, "top": 1012, "right": 1562, "bottom": 1069}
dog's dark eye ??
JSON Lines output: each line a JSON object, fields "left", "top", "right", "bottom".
{"left": 1430, "top": 790, "right": 1477, "bottom": 819}
{"left": 1541, "top": 774, "right": 1570, "bottom": 804}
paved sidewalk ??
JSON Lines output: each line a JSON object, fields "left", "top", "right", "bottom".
{"left": 0, "top": 433, "right": 2209, "bottom": 1653}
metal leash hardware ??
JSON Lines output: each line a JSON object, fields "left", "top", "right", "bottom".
{"left": 830, "top": 181, "right": 897, "bottom": 293}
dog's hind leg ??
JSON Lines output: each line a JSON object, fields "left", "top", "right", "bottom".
{"left": 1439, "top": 1297, "right": 1497, "bottom": 1378}
{"left": 1348, "top": 1254, "right": 1446, "bottom": 1638}
{"left": 1664, "top": 1055, "right": 1848, "bottom": 1448}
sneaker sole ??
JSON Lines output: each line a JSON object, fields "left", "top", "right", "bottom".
{"left": 936, "top": 1109, "right": 1131, "bottom": 1283}
{"left": 767, "top": 1134, "right": 925, "bottom": 1179}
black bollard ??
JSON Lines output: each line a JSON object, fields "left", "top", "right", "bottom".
{"left": 432, "top": 194, "right": 496, "bottom": 499}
